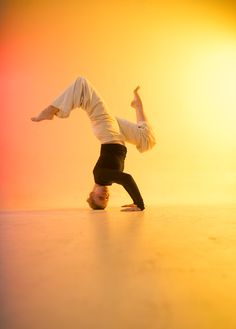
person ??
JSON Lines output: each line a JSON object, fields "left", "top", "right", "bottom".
{"left": 31, "top": 76, "right": 156, "bottom": 211}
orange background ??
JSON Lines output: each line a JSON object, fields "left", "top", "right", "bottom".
{"left": 1, "top": 0, "right": 236, "bottom": 210}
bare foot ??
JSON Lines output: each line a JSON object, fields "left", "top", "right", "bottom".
{"left": 31, "top": 106, "right": 59, "bottom": 122}
{"left": 131, "top": 86, "right": 142, "bottom": 108}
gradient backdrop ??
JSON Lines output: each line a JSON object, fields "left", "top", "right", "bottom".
{"left": 1, "top": 0, "right": 236, "bottom": 210}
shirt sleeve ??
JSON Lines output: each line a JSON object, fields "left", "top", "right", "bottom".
{"left": 94, "top": 168, "right": 145, "bottom": 210}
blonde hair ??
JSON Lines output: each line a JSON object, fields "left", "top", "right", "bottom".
{"left": 87, "top": 192, "right": 105, "bottom": 210}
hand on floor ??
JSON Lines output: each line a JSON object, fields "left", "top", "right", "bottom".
{"left": 121, "top": 204, "right": 142, "bottom": 212}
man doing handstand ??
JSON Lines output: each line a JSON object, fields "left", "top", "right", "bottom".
{"left": 31, "top": 76, "right": 156, "bottom": 211}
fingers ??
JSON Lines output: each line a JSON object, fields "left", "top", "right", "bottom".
{"left": 134, "top": 86, "right": 140, "bottom": 93}
{"left": 121, "top": 204, "right": 135, "bottom": 208}
{"left": 121, "top": 206, "right": 142, "bottom": 212}
{"left": 121, "top": 204, "right": 141, "bottom": 212}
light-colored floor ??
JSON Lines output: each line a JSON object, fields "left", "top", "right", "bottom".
{"left": 0, "top": 205, "right": 236, "bottom": 329}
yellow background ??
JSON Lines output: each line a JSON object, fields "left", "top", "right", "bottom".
{"left": 1, "top": 0, "right": 236, "bottom": 210}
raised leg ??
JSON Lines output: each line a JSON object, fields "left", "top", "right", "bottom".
{"left": 116, "top": 87, "right": 156, "bottom": 153}
{"left": 31, "top": 76, "right": 123, "bottom": 144}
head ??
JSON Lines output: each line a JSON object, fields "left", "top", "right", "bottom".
{"left": 87, "top": 184, "right": 110, "bottom": 210}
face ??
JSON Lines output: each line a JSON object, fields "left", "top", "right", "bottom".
{"left": 92, "top": 185, "right": 110, "bottom": 208}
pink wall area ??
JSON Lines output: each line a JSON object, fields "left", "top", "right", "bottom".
{"left": 1, "top": 0, "right": 236, "bottom": 210}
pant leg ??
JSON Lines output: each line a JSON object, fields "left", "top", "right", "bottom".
{"left": 116, "top": 117, "right": 156, "bottom": 153}
{"left": 51, "top": 76, "right": 92, "bottom": 118}
{"left": 51, "top": 76, "right": 123, "bottom": 143}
